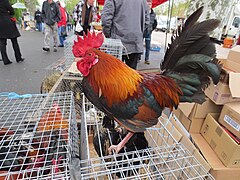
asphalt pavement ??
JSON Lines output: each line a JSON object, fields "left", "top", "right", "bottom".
{"left": 0, "top": 29, "right": 64, "bottom": 94}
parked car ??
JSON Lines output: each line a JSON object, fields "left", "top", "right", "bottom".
{"left": 155, "top": 15, "right": 177, "bottom": 33}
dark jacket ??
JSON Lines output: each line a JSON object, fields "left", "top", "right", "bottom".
{"left": 144, "top": 8, "right": 157, "bottom": 37}
{"left": 34, "top": 10, "right": 42, "bottom": 23}
{"left": 0, "top": 0, "right": 20, "bottom": 39}
{"left": 41, "top": 1, "right": 60, "bottom": 26}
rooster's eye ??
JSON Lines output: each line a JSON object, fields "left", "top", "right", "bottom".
{"left": 88, "top": 53, "right": 92, "bottom": 56}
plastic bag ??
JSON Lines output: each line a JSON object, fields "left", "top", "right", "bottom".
{"left": 75, "top": 21, "right": 83, "bottom": 33}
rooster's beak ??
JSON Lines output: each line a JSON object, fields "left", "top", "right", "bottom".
{"left": 74, "top": 57, "right": 83, "bottom": 62}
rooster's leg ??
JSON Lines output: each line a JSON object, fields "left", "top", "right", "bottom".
{"left": 108, "top": 132, "right": 134, "bottom": 154}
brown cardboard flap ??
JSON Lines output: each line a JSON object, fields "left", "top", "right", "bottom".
{"left": 178, "top": 103, "right": 195, "bottom": 117}
{"left": 227, "top": 45, "right": 240, "bottom": 63}
{"left": 191, "top": 133, "right": 226, "bottom": 169}
{"left": 229, "top": 72, "right": 240, "bottom": 97}
{"left": 223, "top": 60, "right": 240, "bottom": 73}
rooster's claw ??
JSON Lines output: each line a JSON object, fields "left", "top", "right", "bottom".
{"left": 108, "top": 145, "right": 121, "bottom": 155}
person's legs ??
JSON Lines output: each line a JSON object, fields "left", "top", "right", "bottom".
{"left": 123, "top": 53, "right": 140, "bottom": 70}
{"left": 144, "top": 33, "right": 151, "bottom": 64}
{"left": 52, "top": 23, "right": 58, "bottom": 51}
{"left": 11, "top": 38, "right": 23, "bottom": 62}
{"left": 39, "top": 23, "right": 42, "bottom": 32}
{"left": 59, "top": 26, "right": 66, "bottom": 47}
{"left": 0, "top": 38, "right": 12, "bottom": 65}
{"left": 58, "top": 27, "right": 63, "bottom": 46}
{"left": 43, "top": 23, "right": 51, "bottom": 50}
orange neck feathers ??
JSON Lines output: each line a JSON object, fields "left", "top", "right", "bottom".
{"left": 86, "top": 50, "right": 143, "bottom": 106}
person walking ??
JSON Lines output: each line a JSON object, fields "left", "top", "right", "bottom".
{"left": 41, "top": 0, "right": 60, "bottom": 52}
{"left": 73, "top": 0, "right": 96, "bottom": 36}
{"left": 144, "top": 0, "right": 157, "bottom": 65}
{"left": 101, "top": 0, "right": 150, "bottom": 70}
{"left": 66, "top": 13, "right": 73, "bottom": 32}
{"left": 34, "top": 8, "right": 42, "bottom": 32}
{"left": 0, "top": 0, "right": 24, "bottom": 65}
{"left": 57, "top": 1, "right": 67, "bottom": 47}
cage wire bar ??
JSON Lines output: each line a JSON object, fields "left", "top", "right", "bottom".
{"left": 64, "top": 35, "right": 124, "bottom": 70}
{"left": 0, "top": 91, "right": 79, "bottom": 179}
{"left": 79, "top": 94, "right": 214, "bottom": 180}
{"left": 50, "top": 74, "right": 84, "bottom": 122}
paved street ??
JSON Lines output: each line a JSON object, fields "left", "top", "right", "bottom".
{"left": 0, "top": 30, "right": 64, "bottom": 94}
{"left": 0, "top": 29, "right": 229, "bottom": 94}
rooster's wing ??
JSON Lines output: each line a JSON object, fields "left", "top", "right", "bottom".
{"left": 82, "top": 72, "right": 181, "bottom": 132}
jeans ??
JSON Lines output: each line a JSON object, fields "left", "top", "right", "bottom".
{"left": 144, "top": 33, "right": 151, "bottom": 61}
{"left": 58, "top": 26, "right": 66, "bottom": 46}
{"left": 36, "top": 22, "right": 42, "bottom": 32}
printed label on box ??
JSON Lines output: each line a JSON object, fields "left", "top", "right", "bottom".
{"left": 224, "top": 115, "right": 240, "bottom": 131}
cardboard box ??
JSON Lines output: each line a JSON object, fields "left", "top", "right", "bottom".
{"left": 173, "top": 99, "right": 222, "bottom": 133}
{"left": 205, "top": 59, "right": 240, "bottom": 104}
{"left": 170, "top": 115, "right": 211, "bottom": 171}
{"left": 191, "top": 133, "right": 240, "bottom": 180}
{"left": 227, "top": 45, "right": 240, "bottom": 63}
{"left": 172, "top": 114, "right": 240, "bottom": 179}
{"left": 201, "top": 113, "right": 240, "bottom": 167}
{"left": 219, "top": 102, "right": 240, "bottom": 139}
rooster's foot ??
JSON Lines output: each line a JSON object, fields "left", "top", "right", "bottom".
{"left": 108, "top": 145, "right": 122, "bottom": 154}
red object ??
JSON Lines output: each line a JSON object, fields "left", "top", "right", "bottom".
{"left": 237, "top": 35, "right": 240, "bottom": 45}
{"left": 97, "top": 0, "right": 168, "bottom": 8}
{"left": 223, "top": 126, "right": 240, "bottom": 144}
{"left": 58, "top": 5, "right": 67, "bottom": 27}
{"left": 10, "top": 17, "right": 17, "bottom": 22}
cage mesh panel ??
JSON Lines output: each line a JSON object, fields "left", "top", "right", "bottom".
{"left": 79, "top": 94, "right": 214, "bottom": 180}
{"left": 0, "top": 92, "right": 78, "bottom": 179}
{"left": 64, "top": 36, "right": 123, "bottom": 71}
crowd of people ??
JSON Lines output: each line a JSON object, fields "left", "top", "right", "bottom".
{"left": 0, "top": 0, "right": 157, "bottom": 68}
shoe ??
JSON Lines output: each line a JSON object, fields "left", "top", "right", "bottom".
{"left": 144, "top": 61, "right": 150, "bottom": 65}
{"left": 4, "top": 61, "right": 12, "bottom": 65}
{"left": 53, "top": 47, "right": 57, "bottom": 52}
{"left": 43, "top": 47, "right": 50, "bottom": 52}
{"left": 17, "top": 58, "right": 25, "bottom": 63}
{"left": 58, "top": 45, "right": 64, "bottom": 47}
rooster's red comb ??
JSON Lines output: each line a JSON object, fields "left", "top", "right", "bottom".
{"left": 72, "top": 30, "right": 104, "bottom": 57}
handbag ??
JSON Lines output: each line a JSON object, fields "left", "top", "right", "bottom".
{"left": 75, "top": 21, "right": 83, "bottom": 33}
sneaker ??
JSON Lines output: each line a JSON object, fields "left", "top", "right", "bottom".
{"left": 58, "top": 45, "right": 64, "bottom": 47}
{"left": 43, "top": 47, "right": 50, "bottom": 52}
{"left": 17, "top": 58, "right": 25, "bottom": 63}
{"left": 144, "top": 60, "right": 150, "bottom": 65}
{"left": 53, "top": 46, "right": 57, "bottom": 52}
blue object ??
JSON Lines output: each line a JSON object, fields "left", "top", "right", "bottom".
{"left": 150, "top": 46, "right": 161, "bottom": 52}
{"left": 0, "top": 92, "right": 33, "bottom": 99}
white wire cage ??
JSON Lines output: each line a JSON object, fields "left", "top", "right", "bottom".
{"left": 64, "top": 35, "right": 124, "bottom": 72}
{"left": 78, "top": 94, "right": 214, "bottom": 180}
{"left": 0, "top": 91, "right": 79, "bottom": 179}
{"left": 50, "top": 75, "right": 84, "bottom": 122}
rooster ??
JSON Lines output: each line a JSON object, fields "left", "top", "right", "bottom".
{"left": 72, "top": 7, "right": 221, "bottom": 154}
{"left": 37, "top": 104, "right": 69, "bottom": 132}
